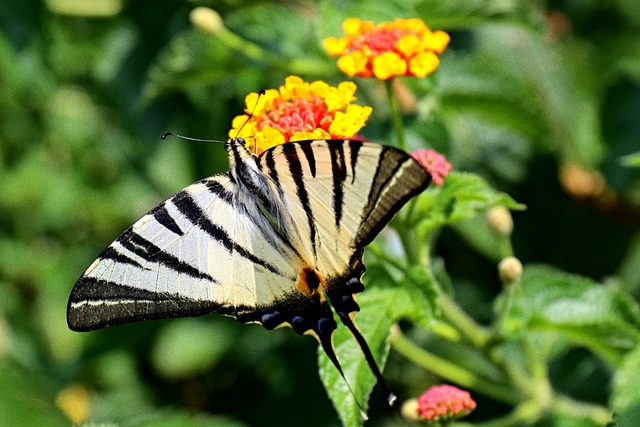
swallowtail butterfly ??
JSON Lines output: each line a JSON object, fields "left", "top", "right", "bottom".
{"left": 68, "top": 138, "right": 431, "bottom": 409}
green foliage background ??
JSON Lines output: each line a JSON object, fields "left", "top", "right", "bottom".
{"left": 1, "top": 0, "right": 640, "bottom": 426}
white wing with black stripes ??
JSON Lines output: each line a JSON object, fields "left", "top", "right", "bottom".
{"left": 68, "top": 138, "right": 431, "bottom": 405}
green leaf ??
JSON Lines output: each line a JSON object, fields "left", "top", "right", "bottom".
{"left": 318, "top": 269, "right": 437, "bottom": 425}
{"left": 417, "top": 171, "right": 524, "bottom": 229}
{"left": 452, "top": 213, "right": 506, "bottom": 262}
{"left": 226, "top": 3, "right": 317, "bottom": 58}
{"left": 415, "top": 0, "right": 527, "bottom": 29}
{"left": 0, "top": 363, "right": 70, "bottom": 427}
{"left": 403, "top": 266, "right": 441, "bottom": 328}
{"left": 611, "top": 343, "right": 640, "bottom": 427}
{"left": 501, "top": 265, "right": 640, "bottom": 365}
{"left": 143, "top": 30, "right": 235, "bottom": 103}
{"left": 127, "top": 409, "right": 248, "bottom": 427}
{"left": 439, "top": 22, "right": 606, "bottom": 167}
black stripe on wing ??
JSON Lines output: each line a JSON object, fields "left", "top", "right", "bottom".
{"left": 281, "top": 144, "right": 317, "bottom": 257}
{"left": 100, "top": 245, "right": 145, "bottom": 269}
{"left": 348, "top": 140, "right": 361, "bottom": 184}
{"left": 354, "top": 147, "right": 431, "bottom": 249}
{"left": 67, "top": 276, "right": 221, "bottom": 331}
{"left": 117, "top": 229, "right": 216, "bottom": 282}
{"left": 299, "top": 143, "right": 317, "bottom": 177}
{"left": 204, "top": 176, "right": 304, "bottom": 262}
{"left": 150, "top": 204, "right": 184, "bottom": 236}
{"left": 203, "top": 179, "right": 234, "bottom": 205}
{"left": 172, "top": 190, "right": 286, "bottom": 277}
{"left": 328, "top": 142, "right": 347, "bottom": 229}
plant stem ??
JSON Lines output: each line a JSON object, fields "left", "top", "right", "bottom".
{"left": 437, "top": 288, "right": 491, "bottom": 349}
{"left": 398, "top": 223, "right": 427, "bottom": 269}
{"left": 489, "top": 279, "right": 518, "bottom": 337}
{"left": 385, "top": 78, "right": 408, "bottom": 151}
{"left": 498, "top": 236, "right": 514, "bottom": 259}
{"left": 390, "top": 325, "right": 520, "bottom": 405}
{"left": 552, "top": 395, "right": 612, "bottom": 426}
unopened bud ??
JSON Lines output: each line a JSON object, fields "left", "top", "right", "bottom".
{"left": 487, "top": 206, "right": 513, "bottom": 237}
{"left": 559, "top": 163, "right": 605, "bottom": 198}
{"left": 190, "top": 7, "right": 224, "bottom": 34}
{"left": 498, "top": 256, "right": 523, "bottom": 284}
{"left": 401, "top": 398, "right": 421, "bottom": 422}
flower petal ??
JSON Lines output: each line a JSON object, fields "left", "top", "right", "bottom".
{"left": 372, "top": 51, "right": 407, "bottom": 80}
{"left": 409, "top": 51, "right": 440, "bottom": 78}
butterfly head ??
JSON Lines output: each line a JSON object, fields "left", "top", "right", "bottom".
{"left": 226, "top": 136, "right": 259, "bottom": 156}
{"left": 225, "top": 137, "right": 272, "bottom": 194}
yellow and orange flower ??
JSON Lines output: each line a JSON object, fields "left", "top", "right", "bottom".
{"left": 229, "top": 76, "right": 372, "bottom": 154}
{"left": 323, "top": 18, "right": 450, "bottom": 80}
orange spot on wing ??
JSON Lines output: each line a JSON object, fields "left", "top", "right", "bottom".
{"left": 297, "top": 267, "right": 325, "bottom": 296}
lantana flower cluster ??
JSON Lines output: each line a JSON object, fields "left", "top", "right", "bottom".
{"left": 411, "top": 149, "right": 452, "bottom": 186}
{"left": 229, "top": 75, "right": 372, "bottom": 155}
{"left": 416, "top": 384, "right": 476, "bottom": 422}
{"left": 323, "top": 18, "right": 450, "bottom": 79}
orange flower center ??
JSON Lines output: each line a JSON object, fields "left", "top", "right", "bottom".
{"left": 352, "top": 28, "right": 403, "bottom": 54}
{"left": 258, "top": 96, "right": 334, "bottom": 142}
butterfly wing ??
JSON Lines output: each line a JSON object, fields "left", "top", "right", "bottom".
{"left": 257, "top": 139, "right": 431, "bottom": 297}
{"left": 256, "top": 140, "right": 431, "bottom": 398}
{"left": 68, "top": 138, "right": 430, "bottom": 406}
{"left": 67, "top": 174, "right": 335, "bottom": 334}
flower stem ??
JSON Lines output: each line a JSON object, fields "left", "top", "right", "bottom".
{"left": 398, "top": 225, "right": 427, "bottom": 269}
{"left": 437, "top": 288, "right": 491, "bottom": 349}
{"left": 498, "top": 236, "right": 514, "bottom": 259}
{"left": 552, "top": 395, "right": 612, "bottom": 425}
{"left": 385, "top": 78, "right": 408, "bottom": 151}
{"left": 390, "top": 325, "right": 520, "bottom": 405}
{"left": 489, "top": 278, "right": 518, "bottom": 337}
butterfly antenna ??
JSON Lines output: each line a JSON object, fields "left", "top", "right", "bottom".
{"left": 234, "top": 89, "right": 265, "bottom": 138}
{"left": 163, "top": 89, "right": 266, "bottom": 149}
{"left": 161, "top": 132, "right": 226, "bottom": 144}
{"left": 233, "top": 89, "right": 266, "bottom": 153}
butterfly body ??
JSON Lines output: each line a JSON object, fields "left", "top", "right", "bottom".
{"left": 68, "top": 138, "right": 431, "bottom": 404}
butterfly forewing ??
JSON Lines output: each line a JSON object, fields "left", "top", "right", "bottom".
{"left": 67, "top": 175, "right": 303, "bottom": 331}
{"left": 259, "top": 140, "right": 431, "bottom": 283}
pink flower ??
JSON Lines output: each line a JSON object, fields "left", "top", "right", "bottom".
{"left": 417, "top": 384, "right": 476, "bottom": 422}
{"left": 411, "top": 149, "right": 451, "bottom": 185}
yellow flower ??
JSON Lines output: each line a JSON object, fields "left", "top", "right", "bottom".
{"left": 323, "top": 18, "right": 450, "bottom": 80}
{"left": 336, "top": 51, "right": 369, "bottom": 77}
{"left": 373, "top": 52, "right": 407, "bottom": 80}
{"left": 56, "top": 384, "right": 90, "bottom": 425}
{"left": 229, "top": 76, "right": 372, "bottom": 154}
{"left": 409, "top": 52, "right": 439, "bottom": 78}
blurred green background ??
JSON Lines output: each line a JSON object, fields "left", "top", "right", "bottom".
{"left": 1, "top": 0, "right": 639, "bottom": 426}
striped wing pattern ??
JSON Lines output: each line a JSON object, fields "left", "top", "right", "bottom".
{"left": 68, "top": 139, "right": 431, "bottom": 403}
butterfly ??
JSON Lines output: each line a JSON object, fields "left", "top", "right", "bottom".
{"left": 67, "top": 138, "right": 431, "bottom": 408}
